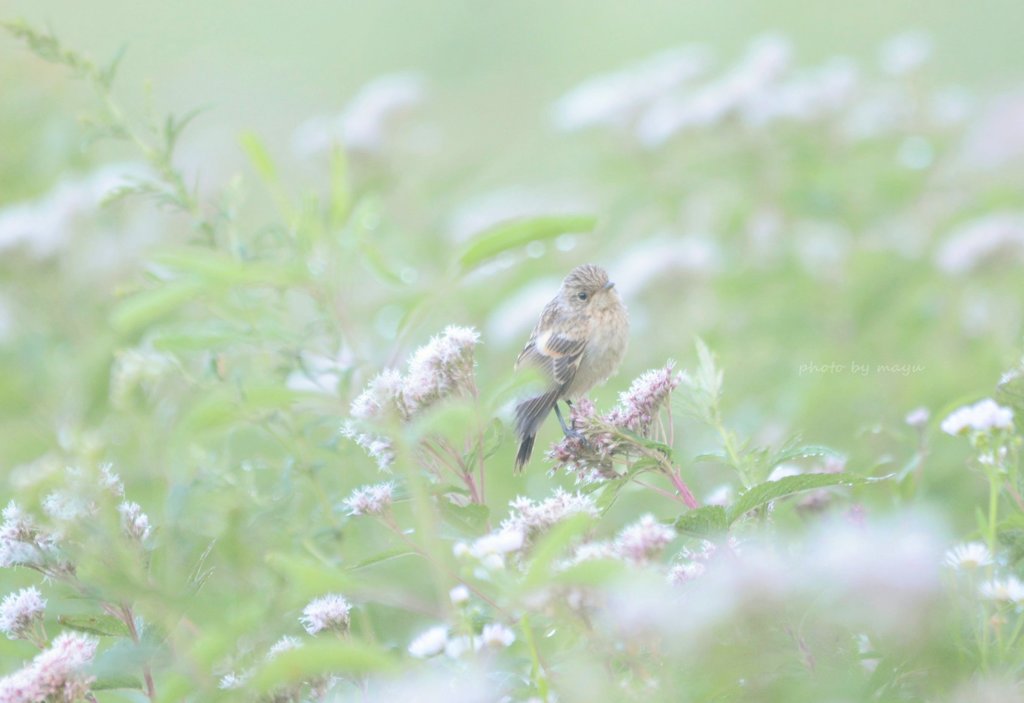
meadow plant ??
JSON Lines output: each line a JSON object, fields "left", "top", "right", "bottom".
{"left": 2, "top": 17, "right": 1024, "bottom": 703}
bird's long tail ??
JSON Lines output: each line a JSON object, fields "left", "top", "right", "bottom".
{"left": 514, "top": 390, "right": 560, "bottom": 473}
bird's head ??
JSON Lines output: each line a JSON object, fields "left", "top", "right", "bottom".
{"left": 560, "top": 264, "right": 619, "bottom": 311}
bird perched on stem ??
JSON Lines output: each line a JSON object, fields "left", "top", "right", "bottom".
{"left": 513, "top": 264, "right": 629, "bottom": 471}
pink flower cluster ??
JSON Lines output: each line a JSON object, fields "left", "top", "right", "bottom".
{"left": 0, "top": 632, "right": 98, "bottom": 702}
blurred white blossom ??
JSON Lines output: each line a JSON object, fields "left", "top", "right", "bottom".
{"left": 300, "top": 594, "right": 352, "bottom": 634}
{"left": 0, "top": 586, "right": 45, "bottom": 640}
{"left": 940, "top": 398, "right": 1014, "bottom": 436}
{"left": 614, "top": 514, "right": 676, "bottom": 564}
{"left": 0, "top": 163, "right": 149, "bottom": 258}
{"left": 343, "top": 482, "right": 395, "bottom": 516}
{"left": 879, "top": 31, "right": 932, "bottom": 77}
{"left": 935, "top": 213, "right": 1024, "bottom": 275}
{"left": 118, "top": 501, "right": 152, "bottom": 542}
{"left": 479, "top": 623, "right": 515, "bottom": 649}
{"left": 408, "top": 625, "right": 448, "bottom": 658}
{"left": 292, "top": 72, "right": 426, "bottom": 156}
{"left": 552, "top": 46, "right": 711, "bottom": 132}
{"left": 944, "top": 542, "right": 992, "bottom": 571}
{"left": 0, "top": 631, "right": 98, "bottom": 701}
{"left": 979, "top": 577, "right": 1024, "bottom": 604}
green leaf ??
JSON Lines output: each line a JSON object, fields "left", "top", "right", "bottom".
{"left": 727, "top": 473, "right": 891, "bottom": 524}
{"left": 110, "top": 280, "right": 203, "bottom": 334}
{"left": 265, "top": 553, "right": 356, "bottom": 598}
{"left": 595, "top": 478, "right": 627, "bottom": 514}
{"left": 156, "top": 249, "right": 305, "bottom": 287}
{"left": 349, "top": 549, "right": 418, "bottom": 570}
{"left": 239, "top": 131, "right": 278, "bottom": 183}
{"left": 519, "top": 514, "right": 594, "bottom": 593}
{"left": 549, "top": 558, "right": 627, "bottom": 588}
{"left": 254, "top": 640, "right": 397, "bottom": 692}
{"left": 674, "top": 505, "right": 728, "bottom": 538}
{"left": 57, "top": 614, "right": 131, "bottom": 637}
{"left": 768, "top": 439, "right": 843, "bottom": 468}
{"left": 437, "top": 500, "right": 491, "bottom": 534}
{"left": 457, "top": 214, "right": 597, "bottom": 271}
{"left": 92, "top": 674, "right": 142, "bottom": 691}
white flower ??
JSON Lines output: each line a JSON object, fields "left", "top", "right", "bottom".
{"left": 879, "top": 31, "right": 932, "bottom": 76}
{"left": 350, "top": 369, "right": 405, "bottom": 420}
{"left": 614, "top": 515, "right": 676, "bottom": 564}
{"left": 503, "top": 488, "right": 598, "bottom": 539}
{"left": 292, "top": 73, "right": 426, "bottom": 156}
{"left": 408, "top": 625, "right": 448, "bottom": 658}
{"left": 941, "top": 398, "right": 1014, "bottom": 436}
{"left": 300, "top": 594, "right": 352, "bottom": 634}
{"left": 0, "top": 631, "right": 98, "bottom": 701}
{"left": 552, "top": 46, "right": 710, "bottom": 133}
{"left": 905, "top": 407, "right": 930, "bottom": 427}
{"left": 266, "top": 635, "right": 303, "bottom": 661}
{"left": 605, "top": 363, "right": 680, "bottom": 434}
{"left": 449, "top": 585, "right": 470, "bottom": 606}
{"left": 119, "top": 501, "right": 152, "bottom": 541}
{"left": 935, "top": 213, "right": 1024, "bottom": 275}
{"left": 667, "top": 561, "right": 707, "bottom": 585}
{"left": 943, "top": 542, "right": 993, "bottom": 571}
{"left": 479, "top": 623, "right": 515, "bottom": 649}
{"left": 340, "top": 424, "right": 395, "bottom": 472}
{"left": 469, "top": 528, "right": 526, "bottom": 561}
{"left": 979, "top": 577, "right": 1024, "bottom": 604}
{"left": 0, "top": 587, "right": 46, "bottom": 640}
{"left": 343, "top": 482, "right": 394, "bottom": 516}
{"left": 0, "top": 163, "right": 149, "bottom": 258}
{"left": 219, "top": 670, "right": 252, "bottom": 689}
{"left": 401, "top": 326, "right": 480, "bottom": 415}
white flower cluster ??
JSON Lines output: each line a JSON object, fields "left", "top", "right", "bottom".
{"left": 118, "top": 501, "right": 152, "bottom": 542}
{"left": 292, "top": 72, "right": 426, "bottom": 156}
{"left": 0, "top": 501, "right": 60, "bottom": 571}
{"left": 344, "top": 326, "right": 481, "bottom": 470}
{"left": 614, "top": 515, "right": 677, "bottom": 565}
{"left": 0, "top": 631, "right": 98, "bottom": 701}
{"left": 0, "top": 586, "right": 46, "bottom": 640}
{"left": 503, "top": 488, "right": 599, "bottom": 541}
{"left": 940, "top": 398, "right": 1014, "bottom": 436}
{"left": 300, "top": 594, "right": 352, "bottom": 635}
{"left": 407, "top": 622, "right": 515, "bottom": 659}
{"left": 343, "top": 482, "right": 395, "bottom": 517}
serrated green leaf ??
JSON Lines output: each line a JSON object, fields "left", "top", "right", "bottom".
{"left": 57, "top": 614, "right": 131, "bottom": 637}
{"left": 254, "top": 640, "right": 397, "bottom": 692}
{"left": 110, "top": 280, "right": 203, "bottom": 334}
{"left": 457, "top": 214, "right": 597, "bottom": 271}
{"left": 674, "top": 505, "right": 728, "bottom": 538}
{"left": 769, "top": 440, "right": 843, "bottom": 468}
{"left": 727, "top": 473, "right": 891, "bottom": 524}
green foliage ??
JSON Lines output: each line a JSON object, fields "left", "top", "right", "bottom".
{"left": 2, "top": 14, "right": 1024, "bottom": 703}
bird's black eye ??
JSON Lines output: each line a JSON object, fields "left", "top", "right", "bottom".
{"left": 577, "top": 291, "right": 588, "bottom": 301}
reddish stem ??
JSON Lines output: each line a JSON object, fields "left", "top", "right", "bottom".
{"left": 666, "top": 470, "right": 699, "bottom": 510}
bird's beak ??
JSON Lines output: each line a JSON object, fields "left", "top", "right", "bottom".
{"left": 603, "top": 281, "right": 615, "bottom": 290}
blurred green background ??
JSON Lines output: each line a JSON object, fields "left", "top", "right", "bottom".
{"left": 2, "top": 1, "right": 1024, "bottom": 697}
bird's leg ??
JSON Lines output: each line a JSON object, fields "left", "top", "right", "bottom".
{"left": 554, "top": 401, "right": 586, "bottom": 443}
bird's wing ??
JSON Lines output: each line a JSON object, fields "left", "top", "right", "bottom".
{"left": 516, "top": 324, "right": 587, "bottom": 394}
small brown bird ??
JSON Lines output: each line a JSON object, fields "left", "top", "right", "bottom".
{"left": 513, "top": 264, "right": 629, "bottom": 471}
